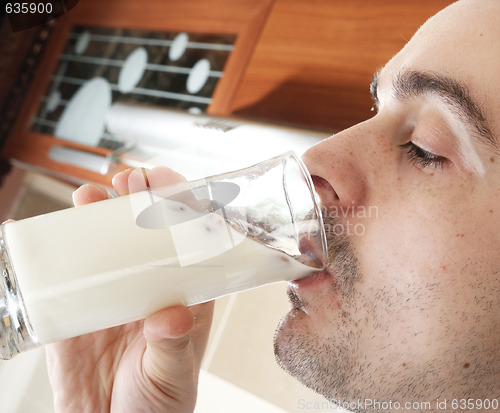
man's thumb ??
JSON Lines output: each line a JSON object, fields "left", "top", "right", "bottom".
{"left": 142, "top": 306, "right": 198, "bottom": 400}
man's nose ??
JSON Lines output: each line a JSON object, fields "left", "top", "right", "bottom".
{"left": 311, "top": 175, "right": 339, "bottom": 206}
{"left": 302, "top": 124, "right": 369, "bottom": 209}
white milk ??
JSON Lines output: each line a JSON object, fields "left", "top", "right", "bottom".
{"left": 1, "top": 191, "right": 316, "bottom": 344}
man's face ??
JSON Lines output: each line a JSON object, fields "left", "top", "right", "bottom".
{"left": 274, "top": 0, "right": 500, "bottom": 411}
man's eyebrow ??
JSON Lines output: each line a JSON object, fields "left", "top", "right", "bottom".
{"left": 370, "top": 69, "right": 498, "bottom": 153}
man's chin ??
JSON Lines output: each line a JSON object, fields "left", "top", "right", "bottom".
{"left": 273, "top": 314, "right": 338, "bottom": 402}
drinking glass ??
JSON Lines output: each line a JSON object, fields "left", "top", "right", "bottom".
{"left": 0, "top": 151, "right": 327, "bottom": 359}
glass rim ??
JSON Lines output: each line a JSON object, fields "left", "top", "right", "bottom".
{"left": 283, "top": 151, "right": 328, "bottom": 268}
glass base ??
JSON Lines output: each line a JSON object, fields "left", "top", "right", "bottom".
{"left": 0, "top": 233, "right": 39, "bottom": 360}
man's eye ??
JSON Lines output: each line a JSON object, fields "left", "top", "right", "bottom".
{"left": 400, "top": 141, "right": 447, "bottom": 170}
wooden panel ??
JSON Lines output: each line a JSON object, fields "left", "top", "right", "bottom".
{"left": 0, "top": 22, "right": 41, "bottom": 118}
{"left": 7, "top": 131, "right": 128, "bottom": 186}
{"left": 231, "top": 0, "right": 455, "bottom": 132}
{"left": 2, "top": 0, "right": 274, "bottom": 185}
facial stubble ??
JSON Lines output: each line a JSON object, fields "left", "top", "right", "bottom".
{"left": 273, "top": 212, "right": 364, "bottom": 405}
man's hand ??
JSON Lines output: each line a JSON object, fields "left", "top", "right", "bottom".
{"left": 45, "top": 166, "right": 214, "bottom": 413}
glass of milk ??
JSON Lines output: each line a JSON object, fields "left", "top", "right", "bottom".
{"left": 0, "top": 151, "right": 327, "bottom": 359}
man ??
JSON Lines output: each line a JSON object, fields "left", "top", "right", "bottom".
{"left": 47, "top": 0, "right": 500, "bottom": 411}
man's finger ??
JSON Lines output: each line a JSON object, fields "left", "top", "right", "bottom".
{"left": 142, "top": 306, "right": 199, "bottom": 402}
{"left": 72, "top": 184, "right": 111, "bottom": 206}
{"left": 112, "top": 166, "right": 187, "bottom": 197}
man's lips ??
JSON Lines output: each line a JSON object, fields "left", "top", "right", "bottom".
{"left": 288, "top": 269, "right": 332, "bottom": 289}
{"left": 298, "top": 232, "right": 328, "bottom": 270}
{"left": 286, "top": 270, "right": 336, "bottom": 313}
{"left": 291, "top": 228, "right": 331, "bottom": 292}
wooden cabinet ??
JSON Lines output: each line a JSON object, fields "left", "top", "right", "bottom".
{"left": 1, "top": 0, "right": 274, "bottom": 185}
{"left": 1, "top": 0, "right": 454, "bottom": 185}
{"left": 232, "top": 0, "right": 454, "bottom": 131}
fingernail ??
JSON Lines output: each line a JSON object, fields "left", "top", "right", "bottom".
{"left": 94, "top": 185, "right": 110, "bottom": 197}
